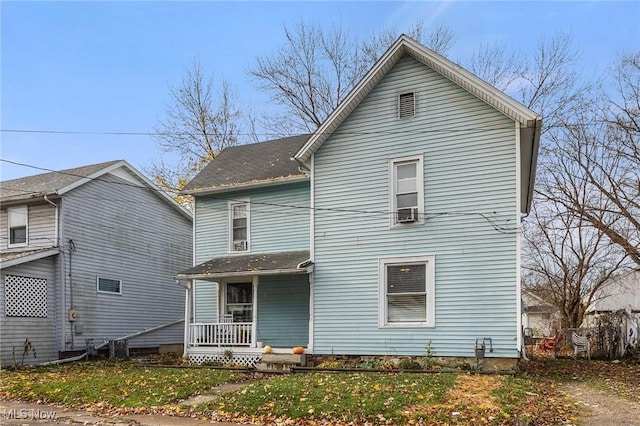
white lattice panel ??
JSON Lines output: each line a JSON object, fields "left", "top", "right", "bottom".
{"left": 189, "top": 353, "right": 261, "bottom": 368}
{"left": 4, "top": 275, "right": 47, "bottom": 318}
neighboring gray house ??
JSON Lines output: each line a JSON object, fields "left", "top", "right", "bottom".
{"left": 177, "top": 35, "right": 541, "bottom": 369}
{"left": 0, "top": 160, "right": 192, "bottom": 366}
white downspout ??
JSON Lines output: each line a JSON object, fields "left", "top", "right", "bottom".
{"left": 515, "top": 121, "right": 524, "bottom": 358}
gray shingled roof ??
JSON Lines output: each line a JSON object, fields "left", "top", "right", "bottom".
{"left": 0, "top": 160, "right": 122, "bottom": 202}
{"left": 183, "top": 135, "right": 310, "bottom": 193}
{"left": 176, "top": 250, "right": 311, "bottom": 279}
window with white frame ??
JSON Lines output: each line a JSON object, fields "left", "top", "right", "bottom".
{"left": 229, "top": 201, "right": 249, "bottom": 252}
{"left": 390, "top": 155, "right": 424, "bottom": 225}
{"left": 7, "top": 206, "right": 28, "bottom": 247}
{"left": 223, "top": 282, "right": 253, "bottom": 322}
{"left": 379, "top": 256, "right": 435, "bottom": 327}
{"left": 97, "top": 277, "right": 122, "bottom": 294}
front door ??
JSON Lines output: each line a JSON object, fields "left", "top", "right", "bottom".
{"left": 224, "top": 282, "right": 253, "bottom": 322}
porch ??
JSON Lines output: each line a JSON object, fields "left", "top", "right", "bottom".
{"left": 176, "top": 250, "right": 313, "bottom": 366}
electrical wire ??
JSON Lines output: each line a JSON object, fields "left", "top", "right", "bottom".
{"left": 1, "top": 158, "right": 522, "bottom": 234}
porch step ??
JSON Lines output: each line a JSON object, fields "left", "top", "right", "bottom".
{"left": 256, "top": 353, "right": 306, "bottom": 372}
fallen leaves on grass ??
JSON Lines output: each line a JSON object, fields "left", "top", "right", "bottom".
{"left": 520, "top": 358, "right": 640, "bottom": 403}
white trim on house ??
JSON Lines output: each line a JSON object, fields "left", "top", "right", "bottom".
{"left": 56, "top": 160, "right": 192, "bottom": 221}
{"left": 0, "top": 248, "right": 59, "bottom": 269}
{"left": 378, "top": 255, "right": 435, "bottom": 328}
{"left": 294, "top": 34, "right": 542, "bottom": 213}
{"left": 515, "top": 121, "right": 523, "bottom": 353}
{"left": 96, "top": 276, "right": 122, "bottom": 295}
{"left": 388, "top": 154, "right": 424, "bottom": 227}
{"left": 228, "top": 199, "right": 250, "bottom": 253}
{"left": 182, "top": 175, "right": 309, "bottom": 196}
{"left": 7, "top": 205, "right": 28, "bottom": 248}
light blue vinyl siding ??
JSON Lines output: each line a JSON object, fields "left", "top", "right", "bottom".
{"left": 257, "top": 275, "right": 309, "bottom": 347}
{"left": 312, "top": 55, "right": 519, "bottom": 358}
{"left": 194, "top": 280, "right": 219, "bottom": 322}
{"left": 194, "top": 181, "right": 310, "bottom": 262}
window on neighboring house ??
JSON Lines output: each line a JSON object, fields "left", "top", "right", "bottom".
{"left": 229, "top": 201, "right": 249, "bottom": 252}
{"left": 97, "top": 277, "right": 122, "bottom": 294}
{"left": 398, "top": 92, "right": 415, "bottom": 119}
{"left": 4, "top": 275, "right": 47, "bottom": 317}
{"left": 8, "top": 206, "right": 28, "bottom": 247}
{"left": 224, "top": 282, "right": 253, "bottom": 322}
{"left": 390, "top": 155, "right": 424, "bottom": 225}
{"left": 379, "top": 256, "right": 435, "bottom": 327}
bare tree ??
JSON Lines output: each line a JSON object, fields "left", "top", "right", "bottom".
{"left": 249, "top": 20, "right": 455, "bottom": 135}
{"left": 149, "top": 59, "right": 242, "bottom": 204}
{"left": 467, "top": 33, "right": 586, "bottom": 135}
{"left": 523, "top": 199, "right": 628, "bottom": 328}
{"left": 361, "top": 20, "right": 454, "bottom": 64}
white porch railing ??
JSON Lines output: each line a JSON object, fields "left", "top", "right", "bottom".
{"left": 188, "top": 322, "right": 253, "bottom": 347}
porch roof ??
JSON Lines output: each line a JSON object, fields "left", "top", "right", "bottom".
{"left": 176, "top": 250, "right": 312, "bottom": 280}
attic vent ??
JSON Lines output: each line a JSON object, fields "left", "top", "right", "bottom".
{"left": 398, "top": 92, "right": 415, "bottom": 119}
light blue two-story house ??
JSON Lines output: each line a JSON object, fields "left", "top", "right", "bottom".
{"left": 176, "top": 35, "right": 541, "bottom": 368}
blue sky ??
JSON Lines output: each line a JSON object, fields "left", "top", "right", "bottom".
{"left": 1, "top": 1, "right": 639, "bottom": 181}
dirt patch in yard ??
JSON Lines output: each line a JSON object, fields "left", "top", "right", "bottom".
{"left": 561, "top": 381, "right": 640, "bottom": 426}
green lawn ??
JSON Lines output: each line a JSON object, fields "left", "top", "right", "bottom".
{"left": 0, "top": 360, "right": 241, "bottom": 411}
{"left": 0, "top": 360, "right": 580, "bottom": 425}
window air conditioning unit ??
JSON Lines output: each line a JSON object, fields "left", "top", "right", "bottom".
{"left": 234, "top": 241, "right": 248, "bottom": 251}
{"left": 396, "top": 207, "right": 418, "bottom": 223}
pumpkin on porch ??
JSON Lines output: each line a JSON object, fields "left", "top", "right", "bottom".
{"left": 292, "top": 346, "right": 304, "bottom": 354}
{"left": 263, "top": 345, "right": 272, "bottom": 354}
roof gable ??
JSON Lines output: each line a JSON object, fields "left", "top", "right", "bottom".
{"left": 0, "top": 160, "right": 121, "bottom": 202}
{"left": 294, "top": 35, "right": 542, "bottom": 213}
{"left": 0, "top": 160, "right": 191, "bottom": 220}
{"left": 183, "top": 134, "right": 311, "bottom": 195}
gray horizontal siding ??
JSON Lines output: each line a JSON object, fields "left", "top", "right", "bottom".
{"left": 257, "top": 275, "right": 309, "bottom": 347}
{"left": 194, "top": 181, "right": 310, "bottom": 262}
{"left": 0, "top": 203, "right": 57, "bottom": 250}
{"left": 60, "top": 171, "right": 191, "bottom": 350}
{"left": 312, "top": 55, "right": 519, "bottom": 358}
{"left": 0, "top": 256, "right": 58, "bottom": 366}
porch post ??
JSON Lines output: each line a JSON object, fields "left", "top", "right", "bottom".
{"left": 183, "top": 280, "right": 192, "bottom": 357}
{"left": 252, "top": 276, "right": 258, "bottom": 347}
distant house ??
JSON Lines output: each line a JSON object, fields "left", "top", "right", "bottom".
{"left": 521, "top": 290, "right": 561, "bottom": 338}
{"left": 586, "top": 270, "right": 640, "bottom": 316}
{"left": 583, "top": 270, "right": 640, "bottom": 348}
{"left": 176, "top": 35, "right": 541, "bottom": 369}
{"left": 0, "top": 160, "right": 192, "bottom": 366}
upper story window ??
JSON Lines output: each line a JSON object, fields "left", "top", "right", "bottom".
{"left": 390, "top": 155, "right": 424, "bottom": 226}
{"left": 8, "top": 206, "right": 28, "bottom": 247}
{"left": 229, "top": 200, "right": 249, "bottom": 252}
{"left": 379, "top": 256, "right": 435, "bottom": 328}
{"left": 398, "top": 92, "right": 415, "bottom": 119}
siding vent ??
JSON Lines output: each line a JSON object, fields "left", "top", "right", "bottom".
{"left": 4, "top": 275, "right": 47, "bottom": 317}
{"left": 398, "top": 92, "right": 415, "bottom": 119}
